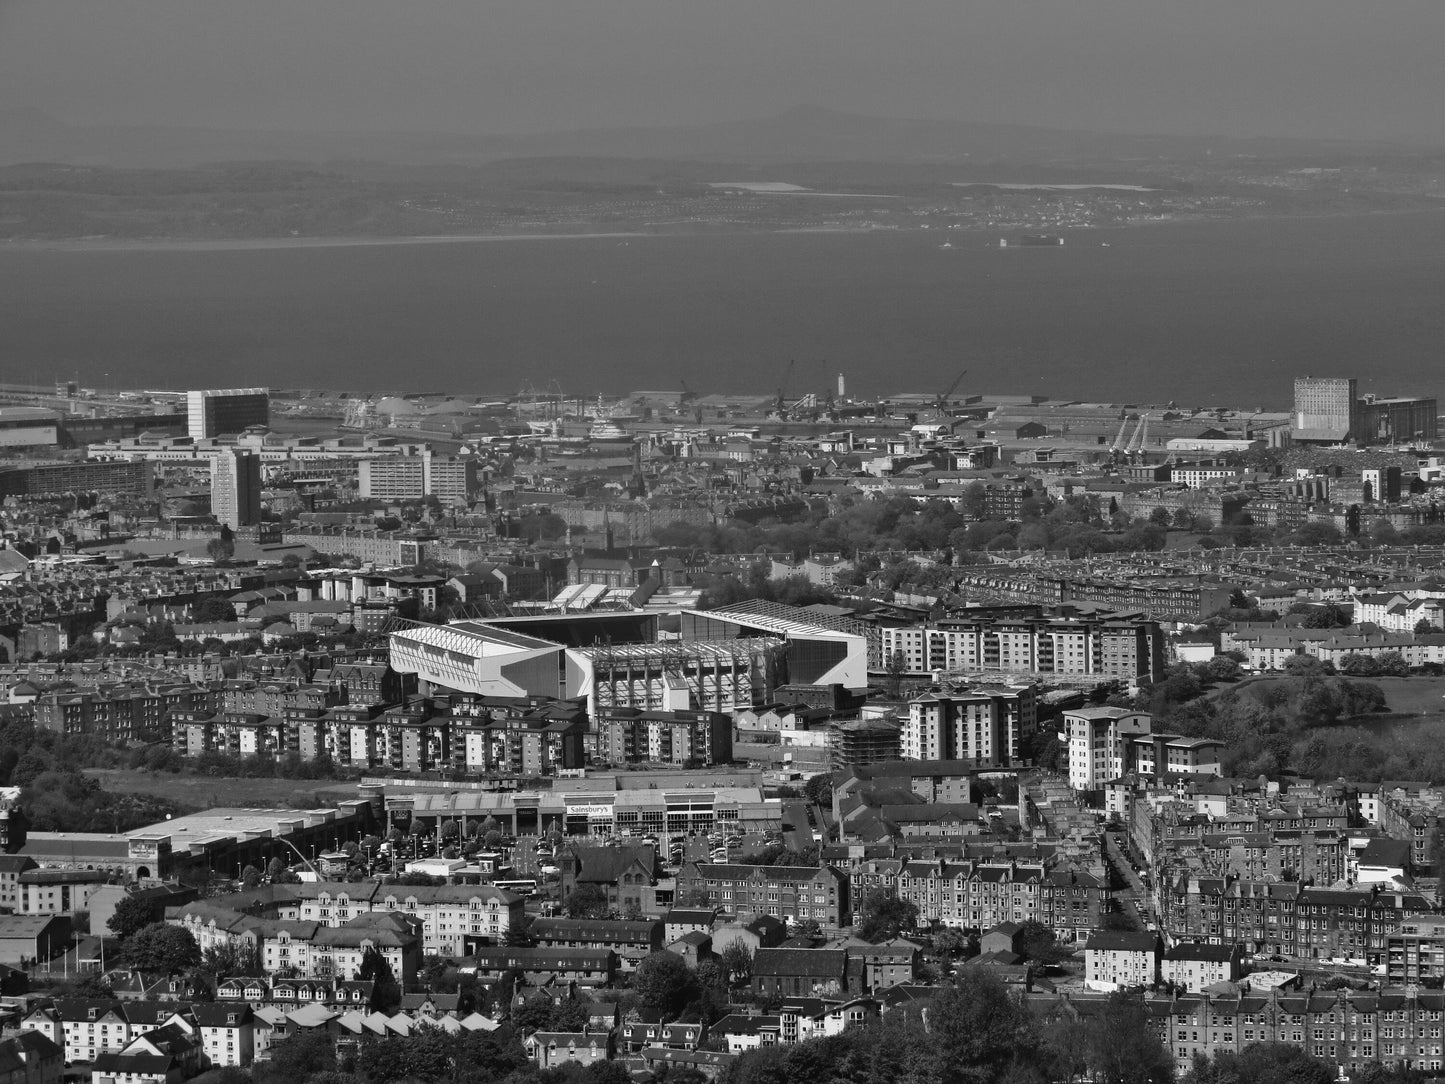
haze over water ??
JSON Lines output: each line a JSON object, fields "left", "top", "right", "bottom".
{"left": 4, "top": 210, "right": 1444, "bottom": 407}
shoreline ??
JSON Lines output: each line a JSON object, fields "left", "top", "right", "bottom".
{"left": 3, "top": 205, "right": 1443, "bottom": 253}
{"left": 0, "top": 231, "right": 653, "bottom": 254}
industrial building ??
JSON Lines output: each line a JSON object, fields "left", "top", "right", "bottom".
{"left": 186, "top": 388, "right": 270, "bottom": 439}
{"left": 0, "top": 407, "right": 60, "bottom": 448}
{"left": 1359, "top": 395, "right": 1439, "bottom": 445}
{"left": 1292, "top": 376, "right": 1437, "bottom": 446}
{"left": 389, "top": 780, "right": 780, "bottom": 838}
{"left": 1293, "top": 376, "right": 1360, "bottom": 442}
{"left": 17, "top": 801, "right": 381, "bottom": 884}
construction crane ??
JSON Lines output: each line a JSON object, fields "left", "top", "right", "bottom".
{"left": 932, "top": 368, "right": 969, "bottom": 413}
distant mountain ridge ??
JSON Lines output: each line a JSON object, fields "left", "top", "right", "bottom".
{"left": 0, "top": 104, "right": 1427, "bottom": 169}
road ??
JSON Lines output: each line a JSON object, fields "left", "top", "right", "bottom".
{"left": 782, "top": 802, "right": 816, "bottom": 853}
{"left": 1103, "top": 829, "right": 1154, "bottom": 929}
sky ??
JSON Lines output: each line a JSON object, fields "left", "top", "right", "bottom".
{"left": 2, "top": 0, "right": 1444, "bottom": 142}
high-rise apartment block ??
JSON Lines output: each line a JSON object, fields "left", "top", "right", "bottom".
{"left": 902, "top": 684, "right": 1037, "bottom": 766}
{"left": 881, "top": 610, "right": 1165, "bottom": 682}
{"left": 1064, "top": 707, "right": 1222, "bottom": 791}
{"left": 210, "top": 451, "right": 262, "bottom": 529}
{"left": 358, "top": 452, "right": 480, "bottom": 506}
{"left": 187, "top": 388, "right": 270, "bottom": 439}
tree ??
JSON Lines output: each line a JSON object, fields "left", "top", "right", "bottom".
{"left": 513, "top": 993, "right": 588, "bottom": 1031}
{"left": 1339, "top": 653, "right": 1380, "bottom": 677}
{"left": 632, "top": 951, "right": 697, "bottom": 1015}
{"left": 803, "top": 772, "right": 835, "bottom": 807}
{"left": 240, "top": 864, "right": 263, "bottom": 889}
{"left": 1016, "top": 919, "right": 1066, "bottom": 963}
{"left": 1203, "top": 655, "right": 1241, "bottom": 682}
{"left": 192, "top": 596, "right": 237, "bottom": 623}
{"left": 1149, "top": 506, "right": 1172, "bottom": 527}
{"left": 253, "top": 1029, "right": 338, "bottom": 1084}
{"left": 1088, "top": 991, "right": 1173, "bottom": 1084}
{"left": 721, "top": 942, "right": 754, "bottom": 985}
{"left": 205, "top": 537, "right": 236, "bottom": 562}
{"left": 1299, "top": 602, "right": 1351, "bottom": 629}
{"left": 932, "top": 926, "right": 971, "bottom": 958}
{"left": 71, "top": 973, "right": 116, "bottom": 999}
{"left": 502, "top": 923, "right": 534, "bottom": 948}
{"left": 122, "top": 923, "right": 202, "bottom": 975}
{"left": 930, "top": 970, "right": 1044, "bottom": 1084}
{"left": 1183, "top": 1042, "right": 1332, "bottom": 1084}
{"left": 563, "top": 882, "right": 610, "bottom": 919}
{"left": 885, "top": 650, "right": 907, "bottom": 698}
{"left": 197, "top": 941, "right": 264, "bottom": 980}
{"left": 358, "top": 945, "right": 401, "bottom": 1011}
{"left": 1282, "top": 654, "right": 1327, "bottom": 677}
{"left": 1376, "top": 650, "right": 1410, "bottom": 677}
{"left": 107, "top": 892, "right": 161, "bottom": 939}
{"left": 855, "top": 889, "right": 919, "bottom": 942}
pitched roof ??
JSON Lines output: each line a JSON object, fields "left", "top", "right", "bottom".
{"left": 752, "top": 948, "right": 848, "bottom": 978}
{"left": 1085, "top": 931, "right": 1161, "bottom": 953}
{"left": 569, "top": 845, "right": 659, "bottom": 885}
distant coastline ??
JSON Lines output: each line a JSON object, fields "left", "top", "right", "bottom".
{"left": 0, "top": 231, "right": 653, "bottom": 253}
{"left": 5, "top": 205, "right": 1442, "bottom": 252}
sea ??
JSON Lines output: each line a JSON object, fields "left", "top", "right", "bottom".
{"left": 3, "top": 210, "right": 1444, "bottom": 408}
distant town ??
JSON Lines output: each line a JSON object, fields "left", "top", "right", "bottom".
{"left": 3, "top": 374, "right": 1445, "bottom": 1083}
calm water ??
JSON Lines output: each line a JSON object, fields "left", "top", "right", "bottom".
{"left": 3, "top": 212, "right": 1444, "bottom": 406}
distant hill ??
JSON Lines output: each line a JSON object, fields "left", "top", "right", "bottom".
{"left": 0, "top": 105, "right": 1427, "bottom": 169}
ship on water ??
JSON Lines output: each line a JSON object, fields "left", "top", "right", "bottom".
{"left": 998, "top": 234, "right": 1065, "bottom": 247}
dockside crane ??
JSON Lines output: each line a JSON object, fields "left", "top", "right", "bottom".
{"left": 932, "top": 367, "right": 969, "bottom": 414}
{"left": 1109, "top": 415, "right": 1132, "bottom": 454}
{"left": 1127, "top": 413, "right": 1149, "bottom": 455}
{"left": 775, "top": 359, "right": 796, "bottom": 415}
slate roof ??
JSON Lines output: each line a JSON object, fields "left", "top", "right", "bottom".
{"left": 752, "top": 948, "right": 848, "bottom": 978}
{"left": 1085, "top": 931, "right": 1161, "bottom": 953}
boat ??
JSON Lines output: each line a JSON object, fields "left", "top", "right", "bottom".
{"left": 587, "top": 420, "right": 633, "bottom": 443}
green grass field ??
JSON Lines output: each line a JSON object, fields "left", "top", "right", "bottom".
{"left": 84, "top": 769, "right": 363, "bottom": 811}
{"left": 1367, "top": 676, "right": 1445, "bottom": 718}
{"left": 1209, "top": 674, "right": 1445, "bottom": 720}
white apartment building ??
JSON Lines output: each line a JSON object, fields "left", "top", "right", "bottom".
{"left": 1085, "top": 931, "right": 1161, "bottom": 991}
{"left": 881, "top": 614, "right": 1162, "bottom": 681}
{"left": 1064, "top": 707, "right": 1152, "bottom": 791}
{"left": 903, "top": 685, "right": 1035, "bottom": 766}
{"left": 171, "top": 881, "right": 525, "bottom": 959}
{"left": 263, "top": 913, "right": 420, "bottom": 982}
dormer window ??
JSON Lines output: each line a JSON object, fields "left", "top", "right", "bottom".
{"left": 227, "top": 1014, "right": 238, "bottom": 1025}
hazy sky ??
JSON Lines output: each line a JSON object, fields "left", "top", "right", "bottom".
{"left": 4, "top": 0, "right": 1444, "bottom": 141}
